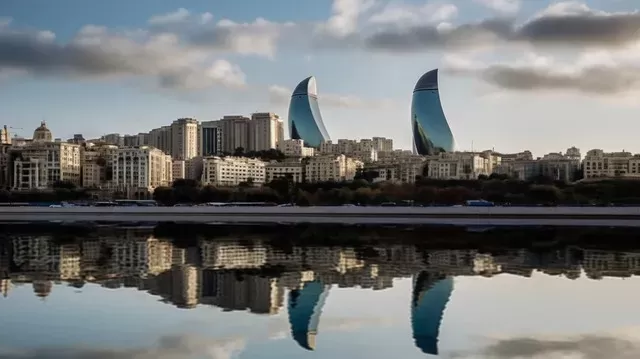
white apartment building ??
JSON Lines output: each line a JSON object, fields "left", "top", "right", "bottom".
{"left": 305, "top": 155, "right": 362, "bottom": 183}
{"left": 12, "top": 141, "right": 82, "bottom": 190}
{"left": 81, "top": 144, "right": 118, "bottom": 188}
{"left": 172, "top": 160, "right": 186, "bottom": 180}
{"left": 171, "top": 118, "right": 198, "bottom": 161}
{"left": 110, "top": 146, "right": 173, "bottom": 192}
{"left": 201, "top": 156, "right": 266, "bottom": 186}
{"left": 426, "top": 152, "right": 492, "bottom": 180}
{"left": 372, "top": 137, "right": 393, "bottom": 152}
{"left": 583, "top": 149, "right": 640, "bottom": 179}
{"left": 218, "top": 115, "right": 251, "bottom": 153}
{"left": 265, "top": 160, "right": 305, "bottom": 183}
{"left": 277, "top": 139, "right": 315, "bottom": 157}
{"left": 366, "top": 157, "right": 427, "bottom": 184}
{"left": 249, "top": 112, "right": 284, "bottom": 151}
{"left": 494, "top": 148, "right": 581, "bottom": 182}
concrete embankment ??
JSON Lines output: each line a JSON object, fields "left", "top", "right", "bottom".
{"left": 1, "top": 206, "right": 640, "bottom": 227}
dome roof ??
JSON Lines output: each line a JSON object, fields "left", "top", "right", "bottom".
{"left": 33, "top": 121, "right": 52, "bottom": 141}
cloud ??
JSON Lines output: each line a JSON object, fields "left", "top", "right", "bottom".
{"left": 268, "top": 85, "right": 396, "bottom": 109}
{"left": 450, "top": 334, "right": 640, "bottom": 359}
{"left": 474, "top": 0, "right": 521, "bottom": 14}
{"left": 320, "top": 0, "right": 376, "bottom": 37}
{"left": 0, "top": 335, "right": 245, "bottom": 359}
{"left": 364, "top": 4, "right": 640, "bottom": 52}
{"left": 368, "top": 2, "right": 458, "bottom": 26}
{"left": 0, "top": 23, "right": 246, "bottom": 90}
{"left": 444, "top": 47, "right": 640, "bottom": 95}
{"left": 148, "top": 8, "right": 191, "bottom": 26}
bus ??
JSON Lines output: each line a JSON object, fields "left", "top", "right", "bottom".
{"left": 113, "top": 200, "right": 159, "bottom": 207}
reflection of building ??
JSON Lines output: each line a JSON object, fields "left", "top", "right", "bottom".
{"left": 288, "top": 76, "right": 331, "bottom": 148}
{"left": 411, "top": 69, "right": 454, "bottom": 155}
{"left": 288, "top": 281, "right": 331, "bottom": 351}
{"left": 411, "top": 272, "right": 453, "bottom": 356}
{"left": 202, "top": 271, "right": 284, "bottom": 314}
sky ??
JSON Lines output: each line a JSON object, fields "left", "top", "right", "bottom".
{"left": 1, "top": 0, "right": 640, "bottom": 156}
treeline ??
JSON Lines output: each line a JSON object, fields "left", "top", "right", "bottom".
{"left": 151, "top": 176, "right": 640, "bottom": 206}
{"left": 3, "top": 176, "right": 640, "bottom": 205}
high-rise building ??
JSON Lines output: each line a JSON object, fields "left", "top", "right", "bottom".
{"left": 411, "top": 69, "right": 455, "bottom": 155}
{"left": 218, "top": 116, "right": 251, "bottom": 153}
{"left": 148, "top": 126, "right": 172, "bottom": 155}
{"left": 110, "top": 146, "right": 172, "bottom": 191}
{"left": 170, "top": 118, "right": 198, "bottom": 161}
{"left": 288, "top": 76, "right": 330, "bottom": 148}
{"left": 199, "top": 121, "right": 223, "bottom": 156}
{"left": 250, "top": 112, "right": 284, "bottom": 151}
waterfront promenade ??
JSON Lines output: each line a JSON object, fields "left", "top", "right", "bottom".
{"left": 2, "top": 206, "right": 640, "bottom": 227}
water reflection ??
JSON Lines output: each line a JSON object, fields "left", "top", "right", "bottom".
{"left": 2, "top": 228, "right": 640, "bottom": 356}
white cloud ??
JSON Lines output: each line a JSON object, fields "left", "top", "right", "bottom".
{"left": 0, "top": 17, "right": 11, "bottom": 27}
{"left": 368, "top": 2, "right": 458, "bottom": 26}
{"left": 474, "top": 0, "right": 521, "bottom": 14}
{"left": 268, "top": 84, "right": 396, "bottom": 109}
{"left": 148, "top": 8, "right": 191, "bottom": 25}
{"left": 319, "top": 0, "right": 376, "bottom": 37}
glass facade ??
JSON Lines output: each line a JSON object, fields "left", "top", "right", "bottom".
{"left": 411, "top": 69, "right": 455, "bottom": 155}
{"left": 288, "top": 76, "right": 331, "bottom": 148}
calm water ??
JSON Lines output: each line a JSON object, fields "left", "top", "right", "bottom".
{"left": 2, "top": 226, "right": 640, "bottom": 358}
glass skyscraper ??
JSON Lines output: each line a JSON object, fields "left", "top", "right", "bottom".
{"left": 411, "top": 69, "right": 455, "bottom": 155}
{"left": 288, "top": 76, "right": 331, "bottom": 148}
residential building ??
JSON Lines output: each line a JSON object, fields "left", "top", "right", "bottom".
{"left": 366, "top": 157, "right": 427, "bottom": 184}
{"left": 12, "top": 140, "right": 82, "bottom": 189}
{"left": 494, "top": 148, "right": 581, "bottom": 182}
{"left": 148, "top": 126, "right": 172, "bottom": 155}
{"left": 218, "top": 116, "right": 251, "bottom": 153}
{"left": 170, "top": 118, "right": 199, "bottom": 161}
{"left": 265, "top": 159, "right": 305, "bottom": 183}
{"left": 81, "top": 143, "right": 118, "bottom": 188}
{"left": 110, "top": 146, "right": 172, "bottom": 192}
{"left": 583, "top": 149, "right": 640, "bottom": 179}
{"left": 277, "top": 139, "right": 315, "bottom": 158}
{"left": 372, "top": 137, "right": 393, "bottom": 152}
{"left": 199, "top": 121, "right": 223, "bottom": 157}
{"left": 250, "top": 112, "right": 284, "bottom": 151}
{"left": 305, "top": 155, "right": 362, "bottom": 183}
{"left": 101, "top": 133, "right": 124, "bottom": 146}
{"left": 425, "top": 152, "right": 491, "bottom": 180}
{"left": 172, "top": 160, "right": 186, "bottom": 180}
{"left": 0, "top": 125, "right": 10, "bottom": 145}
{"left": 201, "top": 156, "right": 266, "bottom": 186}
{"left": 185, "top": 157, "right": 204, "bottom": 181}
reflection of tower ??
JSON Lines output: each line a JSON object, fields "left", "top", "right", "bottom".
{"left": 33, "top": 280, "right": 53, "bottom": 299}
{"left": 287, "top": 281, "right": 331, "bottom": 351}
{"left": 171, "top": 265, "right": 202, "bottom": 309}
{"left": 411, "top": 272, "right": 453, "bottom": 356}
{"left": 0, "top": 279, "right": 10, "bottom": 298}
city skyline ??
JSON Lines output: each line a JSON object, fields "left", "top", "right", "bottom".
{"left": 2, "top": 0, "right": 640, "bottom": 155}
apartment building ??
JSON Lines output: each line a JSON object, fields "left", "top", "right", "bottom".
{"left": 201, "top": 156, "right": 266, "bottom": 186}
{"left": 276, "top": 139, "right": 315, "bottom": 158}
{"left": 109, "top": 146, "right": 173, "bottom": 191}
{"left": 305, "top": 155, "right": 362, "bottom": 183}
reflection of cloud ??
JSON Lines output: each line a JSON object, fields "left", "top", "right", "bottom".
{"left": 0, "top": 335, "right": 245, "bottom": 359}
{"left": 266, "top": 316, "right": 396, "bottom": 340}
{"left": 450, "top": 333, "right": 640, "bottom": 359}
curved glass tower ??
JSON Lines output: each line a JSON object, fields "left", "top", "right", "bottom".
{"left": 288, "top": 76, "right": 331, "bottom": 148}
{"left": 411, "top": 69, "right": 455, "bottom": 155}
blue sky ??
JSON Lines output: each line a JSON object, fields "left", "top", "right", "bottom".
{"left": 1, "top": 0, "right": 640, "bottom": 155}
